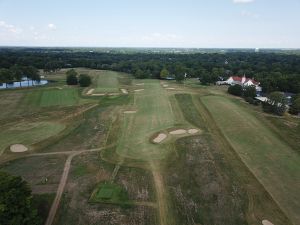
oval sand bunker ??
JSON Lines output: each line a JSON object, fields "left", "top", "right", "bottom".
{"left": 169, "top": 129, "right": 187, "bottom": 135}
{"left": 188, "top": 129, "right": 199, "bottom": 134}
{"left": 262, "top": 220, "right": 274, "bottom": 225}
{"left": 10, "top": 144, "right": 28, "bottom": 153}
{"left": 153, "top": 133, "right": 167, "bottom": 143}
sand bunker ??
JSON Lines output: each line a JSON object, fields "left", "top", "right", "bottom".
{"left": 87, "top": 89, "right": 94, "bottom": 95}
{"left": 134, "top": 89, "right": 144, "bottom": 92}
{"left": 188, "top": 129, "right": 199, "bottom": 134}
{"left": 92, "top": 93, "right": 106, "bottom": 96}
{"left": 166, "top": 88, "right": 175, "bottom": 90}
{"left": 124, "top": 111, "right": 137, "bottom": 114}
{"left": 153, "top": 133, "right": 167, "bottom": 143}
{"left": 10, "top": 144, "right": 28, "bottom": 153}
{"left": 163, "top": 84, "right": 168, "bottom": 87}
{"left": 169, "top": 129, "right": 187, "bottom": 135}
{"left": 108, "top": 93, "right": 120, "bottom": 96}
{"left": 135, "top": 83, "right": 144, "bottom": 86}
{"left": 262, "top": 220, "right": 274, "bottom": 225}
{"left": 121, "top": 89, "right": 128, "bottom": 94}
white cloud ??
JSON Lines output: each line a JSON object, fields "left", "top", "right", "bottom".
{"left": 0, "top": 21, "right": 22, "bottom": 34}
{"left": 241, "top": 10, "right": 259, "bottom": 18}
{"left": 233, "top": 0, "right": 255, "bottom": 4}
{"left": 47, "top": 23, "right": 57, "bottom": 30}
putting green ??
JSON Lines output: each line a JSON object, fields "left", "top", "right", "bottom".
{"left": 116, "top": 80, "right": 176, "bottom": 160}
{"left": 0, "top": 121, "right": 65, "bottom": 155}
{"left": 201, "top": 95, "right": 300, "bottom": 225}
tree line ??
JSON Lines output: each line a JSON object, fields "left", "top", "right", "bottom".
{"left": 0, "top": 48, "right": 300, "bottom": 93}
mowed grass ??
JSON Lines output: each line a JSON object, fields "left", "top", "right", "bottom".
{"left": 201, "top": 95, "right": 300, "bottom": 224}
{"left": 23, "top": 88, "right": 89, "bottom": 107}
{"left": 116, "top": 80, "right": 175, "bottom": 160}
{"left": 90, "top": 182, "right": 130, "bottom": 206}
{"left": 92, "top": 70, "right": 120, "bottom": 93}
{"left": 0, "top": 121, "right": 65, "bottom": 154}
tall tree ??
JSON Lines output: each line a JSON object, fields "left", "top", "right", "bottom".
{"left": 0, "top": 171, "right": 40, "bottom": 225}
{"left": 160, "top": 68, "right": 169, "bottom": 79}
{"left": 66, "top": 69, "right": 78, "bottom": 85}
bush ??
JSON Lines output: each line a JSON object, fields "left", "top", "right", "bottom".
{"left": 66, "top": 69, "right": 78, "bottom": 85}
{"left": 243, "top": 86, "right": 256, "bottom": 98}
{"left": 78, "top": 74, "right": 92, "bottom": 87}
{"left": 228, "top": 84, "right": 243, "bottom": 96}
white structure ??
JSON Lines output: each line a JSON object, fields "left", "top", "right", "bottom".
{"left": 223, "top": 75, "right": 262, "bottom": 92}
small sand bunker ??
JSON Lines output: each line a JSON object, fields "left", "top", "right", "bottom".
{"left": 134, "top": 89, "right": 144, "bottom": 92}
{"left": 121, "top": 89, "right": 128, "bottom": 94}
{"left": 92, "top": 93, "right": 106, "bottom": 96}
{"left": 163, "top": 84, "right": 168, "bottom": 87}
{"left": 188, "top": 129, "right": 199, "bottom": 134}
{"left": 124, "top": 111, "right": 137, "bottom": 114}
{"left": 108, "top": 93, "right": 120, "bottom": 96}
{"left": 87, "top": 89, "right": 94, "bottom": 95}
{"left": 169, "top": 129, "right": 187, "bottom": 135}
{"left": 262, "top": 220, "right": 274, "bottom": 225}
{"left": 10, "top": 144, "right": 28, "bottom": 153}
{"left": 56, "top": 87, "right": 63, "bottom": 90}
{"left": 166, "top": 88, "right": 175, "bottom": 90}
{"left": 153, "top": 133, "right": 167, "bottom": 143}
{"left": 136, "top": 83, "right": 144, "bottom": 86}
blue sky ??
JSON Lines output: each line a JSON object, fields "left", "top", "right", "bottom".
{"left": 0, "top": 0, "right": 299, "bottom": 48}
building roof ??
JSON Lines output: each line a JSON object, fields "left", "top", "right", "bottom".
{"left": 229, "top": 76, "right": 260, "bottom": 85}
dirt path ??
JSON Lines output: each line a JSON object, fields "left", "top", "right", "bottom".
{"left": 150, "top": 163, "right": 169, "bottom": 225}
{"left": 43, "top": 146, "right": 110, "bottom": 225}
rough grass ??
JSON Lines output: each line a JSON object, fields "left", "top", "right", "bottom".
{"left": 0, "top": 121, "right": 65, "bottom": 155}
{"left": 174, "top": 94, "right": 206, "bottom": 130}
{"left": 201, "top": 95, "right": 300, "bottom": 225}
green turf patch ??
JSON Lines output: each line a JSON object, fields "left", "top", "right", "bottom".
{"left": 90, "top": 182, "right": 130, "bottom": 206}
{"left": 0, "top": 121, "right": 65, "bottom": 154}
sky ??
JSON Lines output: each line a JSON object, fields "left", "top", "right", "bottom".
{"left": 0, "top": 0, "right": 299, "bottom": 48}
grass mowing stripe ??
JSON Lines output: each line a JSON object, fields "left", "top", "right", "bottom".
{"left": 174, "top": 94, "right": 206, "bottom": 130}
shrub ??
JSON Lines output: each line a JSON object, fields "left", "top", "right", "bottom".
{"left": 228, "top": 84, "right": 243, "bottom": 96}
{"left": 78, "top": 74, "right": 92, "bottom": 87}
{"left": 66, "top": 69, "right": 78, "bottom": 85}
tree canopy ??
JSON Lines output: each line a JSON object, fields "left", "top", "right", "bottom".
{"left": 0, "top": 171, "right": 40, "bottom": 225}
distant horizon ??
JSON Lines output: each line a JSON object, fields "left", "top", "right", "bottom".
{"left": 1, "top": 45, "right": 300, "bottom": 50}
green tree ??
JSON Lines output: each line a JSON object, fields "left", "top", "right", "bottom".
{"left": 66, "top": 69, "right": 78, "bottom": 85}
{"left": 289, "top": 94, "right": 300, "bottom": 115}
{"left": 160, "top": 68, "right": 169, "bottom": 79}
{"left": 0, "top": 68, "right": 13, "bottom": 88}
{"left": 228, "top": 84, "right": 243, "bottom": 96}
{"left": 10, "top": 65, "right": 23, "bottom": 86}
{"left": 263, "top": 92, "right": 287, "bottom": 116}
{"left": 243, "top": 86, "right": 257, "bottom": 98}
{"left": 0, "top": 171, "right": 40, "bottom": 225}
{"left": 78, "top": 74, "right": 92, "bottom": 87}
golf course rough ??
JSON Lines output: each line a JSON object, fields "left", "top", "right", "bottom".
{"left": 201, "top": 95, "right": 300, "bottom": 225}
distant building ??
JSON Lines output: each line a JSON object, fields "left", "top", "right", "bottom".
{"left": 216, "top": 75, "right": 262, "bottom": 95}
